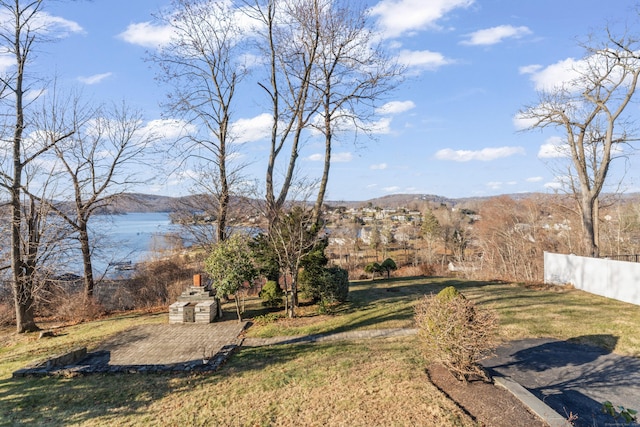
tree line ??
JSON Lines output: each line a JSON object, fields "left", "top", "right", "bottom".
{"left": 0, "top": 0, "right": 400, "bottom": 332}
{"left": 3, "top": 0, "right": 640, "bottom": 333}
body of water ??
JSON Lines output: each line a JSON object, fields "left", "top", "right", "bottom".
{"left": 79, "top": 212, "right": 182, "bottom": 276}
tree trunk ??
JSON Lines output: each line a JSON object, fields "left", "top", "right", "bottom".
{"left": 234, "top": 295, "right": 242, "bottom": 322}
{"left": 216, "top": 297, "right": 223, "bottom": 319}
{"left": 14, "top": 281, "right": 38, "bottom": 333}
{"left": 580, "top": 193, "right": 599, "bottom": 258}
{"left": 217, "top": 189, "right": 229, "bottom": 243}
{"left": 78, "top": 222, "right": 96, "bottom": 298}
{"left": 217, "top": 133, "right": 229, "bottom": 243}
{"left": 313, "top": 106, "right": 332, "bottom": 226}
{"left": 11, "top": 59, "right": 37, "bottom": 332}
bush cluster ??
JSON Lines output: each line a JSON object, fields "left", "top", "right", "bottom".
{"left": 299, "top": 266, "right": 349, "bottom": 305}
{"left": 415, "top": 286, "right": 498, "bottom": 382}
{"left": 260, "top": 280, "right": 284, "bottom": 307}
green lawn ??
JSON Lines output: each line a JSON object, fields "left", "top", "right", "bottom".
{"left": 247, "top": 277, "right": 640, "bottom": 357}
{"left": 1, "top": 276, "right": 638, "bottom": 426}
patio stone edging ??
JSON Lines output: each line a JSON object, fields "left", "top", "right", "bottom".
{"left": 12, "top": 337, "right": 244, "bottom": 377}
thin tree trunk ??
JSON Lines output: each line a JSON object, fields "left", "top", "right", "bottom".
{"left": 234, "top": 295, "right": 242, "bottom": 322}
{"left": 78, "top": 223, "right": 95, "bottom": 298}
{"left": 217, "top": 129, "right": 229, "bottom": 243}
{"left": 217, "top": 183, "right": 229, "bottom": 243}
{"left": 313, "top": 106, "right": 332, "bottom": 226}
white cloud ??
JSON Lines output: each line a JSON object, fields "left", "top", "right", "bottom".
{"left": 118, "top": 22, "right": 174, "bottom": 49}
{"left": 376, "top": 100, "right": 416, "bottom": 115}
{"left": 370, "top": 0, "right": 475, "bottom": 39}
{"left": 369, "top": 117, "right": 393, "bottom": 134}
{"left": 78, "top": 72, "right": 113, "bottom": 85}
{"left": 461, "top": 25, "right": 531, "bottom": 46}
{"left": 370, "top": 163, "right": 388, "bottom": 170}
{"left": 487, "top": 181, "right": 502, "bottom": 190}
{"left": 520, "top": 57, "right": 584, "bottom": 92}
{"left": 397, "top": 49, "right": 453, "bottom": 71}
{"left": 141, "top": 118, "right": 195, "bottom": 141}
{"left": 0, "top": 53, "right": 12, "bottom": 73}
{"left": 538, "top": 136, "right": 569, "bottom": 159}
{"left": 0, "top": 10, "right": 82, "bottom": 72}
{"left": 383, "top": 185, "right": 401, "bottom": 193}
{"left": 526, "top": 176, "right": 543, "bottom": 182}
{"left": 37, "top": 13, "right": 84, "bottom": 36}
{"left": 435, "top": 146, "right": 525, "bottom": 161}
{"left": 512, "top": 112, "right": 538, "bottom": 131}
{"left": 544, "top": 181, "right": 563, "bottom": 190}
{"left": 333, "top": 152, "right": 353, "bottom": 162}
{"left": 25, "top": 88, "right": 47, "bottom": 103}
{"left": 229, "top": 113, "right": 272, "bottom": 143}
{"left": 518, "top": 64, "right": 542, "bottom": 75}
{"left": 0, "top": 10, "right": 84, "bottom": 37}
{"left": 308, "top": 152, "right": 353, "bottom": 163}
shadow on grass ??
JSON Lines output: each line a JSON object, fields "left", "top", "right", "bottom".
{"left": 229, "top": 340, "right": 361, "bottom": 374}
{"left": 316, "top": 277, "right": 499, "bottom": 334}
{"left": 0, "top": 372, "right": 184, "bottom": 425}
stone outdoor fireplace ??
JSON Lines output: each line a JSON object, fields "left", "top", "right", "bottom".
{"left": 169, "top": 274, "right": 218, "bottom": 324}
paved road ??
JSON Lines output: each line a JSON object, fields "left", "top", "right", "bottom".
{"left": 483, "top": 338, "right": 640, "bottom": 427}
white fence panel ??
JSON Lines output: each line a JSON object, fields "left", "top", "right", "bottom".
{"left": 544, "top": 252, "right": 640, "bottom": 306}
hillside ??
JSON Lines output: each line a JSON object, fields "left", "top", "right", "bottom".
{"left": 93, "top": 191, "right": 640, "bottom": 214}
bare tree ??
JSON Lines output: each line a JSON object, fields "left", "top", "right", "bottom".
{"left": 519, "top": 28, "right": 640, "bottom": 257}
{"left": 152, "top": 0, "right": 249, "bottom": 244}
{"left": 0, "top": 1, "right": 77, "bottom": 332}
{"left": 267, "top": 204, "right": 320, "bottom": 317}
{"left": 245, "top": 0, "right": 322, "bottom": 226}
{"left": 246, "top": 0, "right": 400, "bottom": 227}
{"left": 44, "top": 99, "right": 155, "bottom": 299}
{"left": 307, "top": 0, "right": 401, "bottom": 225}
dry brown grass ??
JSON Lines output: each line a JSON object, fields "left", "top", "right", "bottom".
{"left": 103, "top": 339, "right": 475, "bottom": 427}
{"left": 3, "top": 276, "right": 640, "bottom": 426}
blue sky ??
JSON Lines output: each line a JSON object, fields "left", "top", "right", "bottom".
{"left": 19, "top": 0, "right": 640, "bottom": 201}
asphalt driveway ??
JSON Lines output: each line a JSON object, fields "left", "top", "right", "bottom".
{"left": 483, "top": 337, "right": 640, "bottom": 427}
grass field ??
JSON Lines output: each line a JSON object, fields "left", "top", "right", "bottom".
{"left": 1, "top": 276, "right": 639, "bottom": 426}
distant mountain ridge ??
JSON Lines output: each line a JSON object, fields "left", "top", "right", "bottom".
{"left": 91, "top": 191, "right": 640, "bottom": 214}
{"left": 104, "top": 192, "right": 462, "bottom": 213}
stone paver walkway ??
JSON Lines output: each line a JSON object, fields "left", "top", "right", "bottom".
{"left": 14, "top": 320, "right": 248, "bottom": 376}
{"left": 241, "top": 327, "right": 418, "bottom": 347}
{"left": 96, "top": 322, "right": 247, "bottom": 365}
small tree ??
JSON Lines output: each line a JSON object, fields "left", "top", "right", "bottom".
{"left": 204, "top": 234, "right": 256, "bottom": 322}
{"left": 368, "top": 223, "right": 382, "bottom": 261}
{"left": 259, "top": 280, "right": 284, "bottom": 307}
{"left": 364, "top": 262, "right": 381, "bottom": 280}
{"left": 268, "top": 205, "right": 321, "bottom": 318}
{"left": 420, "top": 209, "right": 440, "bottom": 264}
{"left": 380, "top": 258, "right": 397, "bottom": 279}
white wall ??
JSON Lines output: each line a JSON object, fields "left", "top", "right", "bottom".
{"left": 544, "top": 252, "right": 640, "bottom": 306}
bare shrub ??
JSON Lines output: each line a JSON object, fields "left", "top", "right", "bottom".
{"left": 127, "top": 256, "right": 196, "bottom": 308}
{"left": 415, "top": 286, "right": 498, "bottom": 382}
{"left": 51, "top": 293, "right": 106, "bottom": 323}
{"left": 395, "top": 263, "right": 440, "bottom": 277}
{"left": 0, "top": 300, "right": 14, "bottom": 327}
